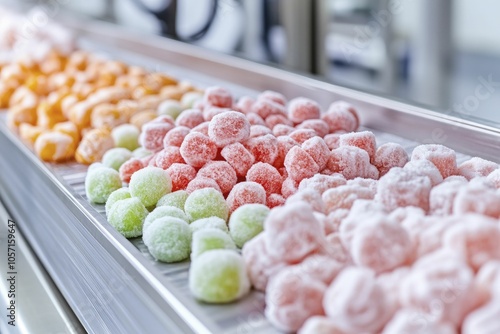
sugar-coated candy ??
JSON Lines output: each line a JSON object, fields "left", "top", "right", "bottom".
{"left": 264, "top": 202, "right": 324, "bottom": 263}
{"left": 156, "top": 190, "right": 189, "bottom": 210}
{"left": 139, "top": 118, "right": 174, "bottom": 152}
{"left": 252, "top": 98, "right": 286, "bottom": 119}
{"left": 462, "top": 299, "right": 500, "bottom": 334}
{"left": 265, "top": 266, "right": 326, "bottom": 332}
{"left": 487, "top": 169, "right": 500, "bottom": 188}
{"left": 191, "top": 228, "right": 236, "bottom": 260}
{"left": 328, "top": 146, "right": 379, "bottom": 180}
{"left": 273, "top": 135, "right": 297, "bottom": 169}
{"left": 351, "top": 216, "right": 412, "bottom": 273}
{"left": 322, "top": 184, "right": 374, "bottom": 213}
{"left": 382, "top": 309, "right": 457, "bottom": 334}
{"left": 105, "top": 188, "right": 131, "bottom": 216}
{"left": 143, "top": 205, "right": 189, "bottom": 232}
{"left": 203, "top": 106, "right": 230, "bottom": 121}
{"left": 339, "top": 131, "right": 377, "bottom": 160}
{"left": 244, "top": 134, "right": 278, "bottom": 165}
{"left": 273, "top": 124, "right": 295, "bottom": 137}
{"left": 143, "top": 217, "right": 192, "bottom": 262}
{"left": 203, "top": 86, "right": 233, "bottom": 108}
{"left": 429, "top": 178, "right": 467, "bottom": 215}
{"left": 266, "top": 193, "right": 285, "bottom": 208}
{"left": 405, "top": 159, "right": 443, "bottom": 186}
{"left": 298, "top": 173, "right": 346, "bottom": 195}
{"left": 374, "top": 142, "right": 409, "bottom": 176}
{"left": 442, "top": 216, "right": 500, "bottom": 271}
{"left": 181, "top": 91, "right": 203, "bottom": 109}
{"left": 284, "top": 146, "right": 319, "bottom": 182}
{"left": 297, "top": 119, "right": 329, "bottom": 138}
{"left": 102, "top": 147, "right": 132, "bottom": 171}
{"left": 323, "top": 133, "right": 341, "bottom": 150}
{"left": 241, "top": 233, "right": 288, "bottom": 291}
{"left": 111, "top": 124, "right": 140, "bottom": 151}
{"left": 411, "top": 144, "right": 457, "bottom": 178}
{"left": 76, "top": 128, "right": 114, "bottom": 164}
{"left": 235, "top": 96, "right": 255, "bottom": 114}
{"left": 376, "top": 167, "right": 432, "bottom": 211}
{"left": 132, "top": 147, "right": 152, "bottom": 159}
{"left": 265, "top": 114, "right": 293, "bottom": 130}
{"left": 289, "top": 129, "right": 317, "bottom": 145}
{"left": 321, "top": 101, "right": 359, "bottom": 133}
{"left": 249, "top": 124, "right": 272, "bottom": 138}
{"left": 129, "top": 166, "right": 172, "bottom": 207}
{"left": 190, "top": 121, "right": 209, "bottom": 136}
{"left": 190, "top": 216, "right": 229, "bottom": 234}
{"left": 157, "top": 99, "right": 182, "bottom": 119}
{"left": 287, "top": 189, "right": 325, "bottom": 213}
{"left": 302, "top": 136, "right": 330, "bottom": 170}
{"left": 155, "top": 146, "right": 185, "bottom": 169}
{"left": 220, "top": 142, "right": 255, "bottom": 177}
{"left": 323, "top": 267, "right": 393, "bottom": 333}
{"left": 186, "top": 177, "right": 222, "bottom": 194}
{"left": 287, "top": 97, "right": 320, "bottom": 124}
{"left": 226, "top": 181, "right": 266, "bottom": 213}
{"left": 458, "top": 157, "right": 498, "bottom": 180}
{"left": 184, "top": 188, "right": 229, "bottom": 222}
{"left": 19, "top": 123, "right": 43, "bottom": 145}
{"left": 475, "top": 261, "right": 500, "bottom": 303}
{"left": 377, "top": 266, "right": 410, "bottom": 308}
{"left": 297, "top": 254, "right": 346, "bottom": 285}
{"left": 165, "top": 163, "right": 196, "bottom": 192}
{"left": 198, "top": 161, "right": 237, "bottom": 195}
{"left": 162, "top": 126, "right": 190, "bottom": 147}
{"left": 229, "top": 203, "right": 269, "bottom": 248}
{"left": 298, "top": 316, "right": 344, "bottom": 334}
{"left": 189, "top": 249, "right": 250, "bottom": 303}
{"left": 453, "top": 179, "right": 500, "bottom": 218}
{"left": 246, "top": 162, "right": 282, "bottom": 196}
{"left": 400, "top": 249, "right": 475, "bottom": 326}
{"left": 34, "top": 131, "right": 75, "bottom": 162}
{"left": 281, "top": 177, "right": 299, "bottom": 198}
{"left": 108, "top": 197, "right": 149, "bottom": 238}
{"left": 245, "top": 112, "right": 266, "bottom": 126}
{"left": 259, "top": 90, "right": 287, "bottom": 106}
{"left": 119, "top": 158, "right": 144, "bottom": 183}
{"left": 85, "top": 166, "right": 122, "bottom": 204}
{"left": 413, "top": 216, "right": 457, "bottom": 257}
{"left": 175, "top": 108, "right": 204, "bottom": 129}
{"left": 323, "top": 209, "right": 349, "bottom": 235}
{"left": 179, "top": 132, "right": 217, "bottom": 167}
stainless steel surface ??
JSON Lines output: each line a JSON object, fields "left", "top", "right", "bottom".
{"left": 0, "top": 15, "right": 496, "bottom": 334}
{"left": 0, "top": 198, "right": 84, "bottom": 334}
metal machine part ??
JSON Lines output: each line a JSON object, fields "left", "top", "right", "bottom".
{"left": 0, "top": 16, "right": 498, "bottom": 334}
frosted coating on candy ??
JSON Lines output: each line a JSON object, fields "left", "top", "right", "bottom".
{"left": 186, "top": 177, "right": 222, "bottom": 194}
{"left": 302, "top": 136, "right": 330, "bottom": 170}
{"left": 249, "top": 124, "right": 272, "bottom": 138}
{"left": 129, "top": 166, "right": 172, "bottom": 207}
{"left": 323, "top": 209, "right": 349, "bottom": 235}
{"left": 175, "top": 108, "right": 204, "bottom": 128}
{"left": 229, "top": 203, "right": 269, "bottom": 248}
{"left": 339, "top": 131, "right": 376, "bottom": 160}
{"left": 220, "top": 142, "right": 255, "bottom": 177}
{"left": 143, "top": 217, "right": 192, "bottom": 262}
{"left": 265, "top": 114, "right": 293, "bottom": 130}
{"left": 166, "top": 163, "right": 196, "bottom": 191}
{"left": 486, "top": 169, "right": 500, "bottom": 189}
{"left": 184, "top": 188, "right": 229, "bottom": 222}
{"left": 289, "top": 129, "right": 317, "bottom": 145}
{"left": 429, "top": 179, "right": 467, "bottom": 215}
{"left": 462, "top": 300, "right": 500, "bottom": 334}
{"left": 298, "top": 316, "right": 344, "bottom": 334}
{"left": 198, "top": 161, "right": 237, "bottom": 195}
{"left": 296, "top": 254, "right": 346, "bottom": 285}
{"left": 411, "top": 144, "right": 457, "bottom": 178}
{"left": 235, "top": 96, "right": 255, "bottom": 114}
{"left": 287, "top": 97, "right": 321, "bottom": 124}
{"left": 272, "top": 124, "right": 295, "bottom": 137}
{"left": 208, "top": 111, "right": 251, "bottom": 147}
{"left": 244, "top": 134, "right": 278, "bottom": 165}
{"left": 259, "top": 90, "right": 287, "bottom": 106}
{"left": 453, "top": 179, "right": 500, "bottom": 218}
{"left": 287, "top": 189, "right": 325, "bottom": 213}
{"left": 119, "top": 158, "right": 144, "bottom": 183}
{"left": 246, "top": 162, "right": 282, "bottom": 196}
{"left": 111, "top": 124, "right": 140, "bottom": 151}
{"left": 281, "top": 177, "right": 299, "bottom": 198}
{"left": 203, "top": 86, "right": 233, "bottom": 108}
{"left": 405, "top": 159, "right": 443, "bottom": 186}
{"left": 157, "top": 190, "right": 189, "bottom": 211}
{"left": 180, "top": 132, "right": 217, "bottom": 167}
{"left": 157, "top": 99, "right": 182, "bottom": 119}
{"left": 85, "top": 166, "right": 122, "bottom": 204}
{"left": 297, "top": 119, "right": 329, "bottom": 138}
{"left": 458, "top": 157, "right": 498, "bottom": 180}
{"left": 382, "top": 309, "right": 458, "bottom": 334}
{"left": 252, "top": 98, "right": 286, "bottom": 119}
{"left": 190, "top": 121, "right": 209, "bottom": 136}
{"left": 155, "top": 146, "right": 185, "bottom": 170}
{"left": 191, "top": 228, "right": 236, "bottom": 260}
{"left": 267, "top": 193, "right": 285, "bottom": 208}
{"left": 139, "top": 121, "right": 174, "bottom": 152}
{"left": 273, "top": 135, "right": 298, "bottom": 169}
{"left": 226, "top": 181, "right": 267, "bottom": 213}
{"left": 298, "top": 173, "right": 346, "bottom": 194}
{"left": 328, "top": 146, "right": 379, "bottom": 180}
{"left": 102, "top": 147, "right": 132, "bottom": 171}
{"left": 324, "top": 133, "right": 342, "bottom": 150}
{"left": 374, "top": 142, "right": 409, "bottom": 176}
{"left": 105, "top": 188, "right": 131, "bottom": 216}
{"left": 284, "top": 146, "right": 319, "bottom": 182}
{"left": 163, "top": 126, "right": 190, "bottom": 147}
{"left": 189, "top": 249, "right": 250, "bottom": 303}
{"left": 322, "top": 184, "right": 374, "bottom": 213}
{"left": 143, "top": 205, "right": 189, "bottom": 232}
{"left": 321, "top": 101, "right": 358, "bottom": 133}
{"left": 245, "top": 112, "right": 266, "bottom": 126}
{"left": 189, "top": 217, "right": 229, "bottom": 234}
{"left": 108, "top": 197, "right": 148, "bottom": 238}
{"left": 475, "top": 260, "right": 500, "bottom": 303}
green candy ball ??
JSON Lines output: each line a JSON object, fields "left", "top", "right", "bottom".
{"left": 191, "top": 228, "right": 236, "bottom": 260}
{"left": 85, "top": 166, "right": 122, "bottom": 204}
{"left": 143, "top": 205, "right": 189, "bottom": 233}
{"left": 143, "top": 217, "right": 192, "bottom": 263}
{"left": 132, "top": 147, "right": 153, "bottom": 159}
{"left": 112, "top": 124, "right": 140, "bottom": 151}
{"left": 129, "top": 167, "right": 172, "bottom": 207}
{"left": 108, "top": 197, "right": 148, "bottom": 238}
{"left": 181, "top": 91, "right": 203, "bottom": 109}
{"left": 184, "top": 188, "right": 229, "bottom": 222}
{"left": 102, "top": 147, "right": 132, "bottom": 170}
{"left": 229, "top": 204, "right": 269, "bottom": 248}
{"left": 157, "top": 99, "right": 183, "bottom": 119}
{"left": 190, "top": 217, "right": 229, "bottom": 234}
{"left": 88, "top": 162, "right": 104, "bottom": 172}
{"left": 157, "top": 190, "right": 189, "bottom": 211}
{"left": 105, "top": 187, "right": 131, "bottom": 215}
{"left": 189, "top": 249, "right": 250, "bottom": 303}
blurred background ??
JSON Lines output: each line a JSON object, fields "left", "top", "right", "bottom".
{"left": 1, "top": 0, "right": 500, "bottom": 126}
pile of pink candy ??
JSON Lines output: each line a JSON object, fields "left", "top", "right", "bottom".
{"left": 119, "top": 86, "right": 365, "bottom": 212}
{"left": 244, "top": 147, "right": 500, "bottom": 333}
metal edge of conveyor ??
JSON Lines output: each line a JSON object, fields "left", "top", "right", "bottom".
{"left": 0, "top": 198, "right": 85, "bottom": 334}
{"left": 61, "top": 17, "right": 500, "bottom": 163}
{"left": 0, "top": 118, "right": 215, "bottom": 334}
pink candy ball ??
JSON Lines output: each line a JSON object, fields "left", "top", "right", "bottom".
{"left": 374, "top": 142, "right": 409, "bottom": 176}
{"left": 429, "top": 178, "right": 467, "bottom": 215}
{"left": 458, "top": 157, "right": 498, "bottom": 180}
{"left": 163, "top": 126, "right": 190, "bottom": 147}
{"left": 287, "top": 189, "right": 325, "bottom": 214}
{"left": 245, "top": 112, "right": 266, "bottom": 126}
{"left": 281, "top": 177, "right": 299, "bottom": 198}
{"left": 235, "top": 96, "right": 255, "bottom": 114}
{"left": 202, "top": 106, "right": 230, "bottom": 122}
{"left": 411, "top": 144, "right": 458, "bottom": 178}
{"left": 197, "top": 161, "right": 237, "bottom": 195}
{"left": 266, "top": 114, "right": 293, "bottom": 129}
{"left": 203, "top": 86, "right": 233, "bottom": 108}
{"left": 321, "top": 101, "right": 359, "bottom": 133}
{"left": 289, "top": 129, "right": 317, "bottom": 145}
{"left": 246, "top": 162, "right": 283, "bottom": 196}
{"left": 287, "top": 97, "right": 321, "bottom": 124}
{"left": 323, "top": 133, "right": 342, "bottom": 150}
{"left": 296, "top": 119, "right": 330, "bottom": 138}
{"left": 272, "top": 136, "right": 298, "bottom": 169}
{"left": 328, "top": 146, "right": 379, "bottom": 180}
{"left": 323, "top": 184, "right": 375, "bottom": 213}
{"left": 119, "top": 158, "right": 144, "bottom": 183}
{"left": 244, "top": 134, "right": 279, "bottom": 165}
{"left": 298, "top": 173, "right": 346, "bottom": 195}
{"left": 208, "top": 111, "right": 251, "bottom": 147}
{"left": 185, "top": 177, "right": 222, "bottom": 194}
{"left": 339, "top": 131, "right": 377, "bottom": 161}
{"left": 404, "top": 159, "right": 444, "bottom": 186}
{"left": 252, "top": 98, "right": 286, "bottom": 119}
{"left": 267, "top": 193, "right": 286, "bottom": 208}
{"left": 302, "top": 136, "right": 330, "bottom": 170}
{"left": 453, "top": 179, "right": 500, "bottom": 218}
{"left": 259, "top": 90, "right": 287, "bottom": 106}
{"left": 284, "top": 146, "right": 319, "bottom": 182}
{"left": 226, "top": 181, "right": 267, "bottom": 213}
{"left": 175, "top": 108, "right": 204, "bottom": 129}
{"left": 139, "top": 121, "right": 174, "bottom": 152}
{"left": 155, "top": 146, "right": 185, "bottom": 170}
{"left": 166, "top": 163, "right": 196, "bottom": 191}
{"left": 249, "top": 124, "right": 272, "bottom": 138}
{"left": 190, "top": 121, "right": 210, "bottom": 136}
{"left": 273, "top": 124, "right": 295, "bottom": 137}
{"left": 179, "top": 132, "right": 217, "bottom": 168}
{"left": 220, "top": 142, "right": 255, "bottom": 178}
